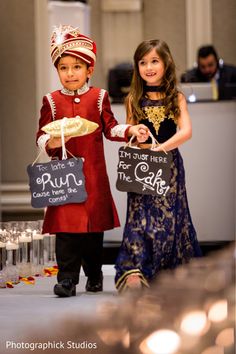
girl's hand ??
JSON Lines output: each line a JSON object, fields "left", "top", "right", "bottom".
{"left": 47, "top": 136, "right": 71, "bottom": 149}
{"left": 129, "top": 124, "right": 149, "bottom": 142}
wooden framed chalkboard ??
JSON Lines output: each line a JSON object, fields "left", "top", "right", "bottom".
{"left": 116, "top": 147, "right": 172, "bottom": 197}
{"left": 27, "top": 158, "right": 87, "bottom": 208}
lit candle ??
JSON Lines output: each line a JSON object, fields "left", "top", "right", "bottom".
{"left": 32, "top": 230, "right": 44, "bottom": 240}
{"left": 6, "top": 241, "right": 19, "bottom": 250}
{"left": 19, "top": 232, "right": 32, "bottom": 243}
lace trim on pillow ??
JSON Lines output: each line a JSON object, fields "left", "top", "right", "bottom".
{"left": 46, "top": 93, "right": 56, "bottom": 121}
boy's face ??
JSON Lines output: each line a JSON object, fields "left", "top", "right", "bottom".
{"left": 57, "top": 55, "right": 94, "bottom": 91}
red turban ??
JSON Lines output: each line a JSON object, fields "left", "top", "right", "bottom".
{"left": 51, "top": 25, "right": 96, "bottom": 67}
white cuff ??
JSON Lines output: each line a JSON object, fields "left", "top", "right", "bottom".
{"left": 37, "top": 134, "right": 51, "bottom": 155}
{"left": 111, "top": 124, "right": 131, "bottom": 138}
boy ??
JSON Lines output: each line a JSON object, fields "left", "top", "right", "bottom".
{"left": 36, "top": 25, "right": 148, "bottom": 297}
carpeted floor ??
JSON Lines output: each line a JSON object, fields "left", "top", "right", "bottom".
{"left": 0, "top": 265, "right": 118, "bottom": 353}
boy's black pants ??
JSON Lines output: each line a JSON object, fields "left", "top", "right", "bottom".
{"left": 55, "top": 232, "right": 104, "bottom": 285}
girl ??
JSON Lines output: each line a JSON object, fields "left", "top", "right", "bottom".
{"left": 115, "top": 39, "right": 202, "bottom": 292}
{"left": 37, "top": 25, "right": 148, "bottom": 297}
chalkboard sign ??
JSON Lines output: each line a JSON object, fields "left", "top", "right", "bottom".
{"left": 27, "top": 158, "right": 87, "bottom": 208}
{"left": 116, "top": 147, "right": 173, "bottom": 197}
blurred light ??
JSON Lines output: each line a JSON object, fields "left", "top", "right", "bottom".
{"left": 97, "top": 328, "right": 130, "bottom": 347}
{"left": 201, "top": 345, "right": 224, "bottom": 354}
{"left": 204, "top": 270, "right": 227, "bottom": 292}
{"left": 188, "top": 94, "right": 196, "bottom": 102}
{"left": 139, "top": 329, "right": 181, "bottom": 354}
{"left": 180, "top": 311, "right": 209, "bottom": 336}
{"left": 208, "top": 300, "right": 228, "bottom": 322}
{"left": 219, "top": 58, "right": 224, "bottom": 67}
{"left": 215, "top": 327, "right": 234, "bottom": 347}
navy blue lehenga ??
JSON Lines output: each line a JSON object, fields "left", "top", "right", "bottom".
{"left": 115, "top": 98, "right": 202, "bottom": 291}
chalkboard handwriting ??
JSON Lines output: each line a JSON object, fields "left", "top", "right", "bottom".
{"left": 36, "top": 173, "right": 83, "bottom": 191}
{"left": 136, "top": 180, "right": 155, "bottom": 191}
{"left": 118, "top": 160, "right": 132, "bottom": 170}
{"left": 116, "top": 147, "right": 172, "bottom": 197}
{"left": 149, "top": 155, "right": 168, "bottom": 163}
{"left": 28, "top": 157, "right": 87, "bottom": 208}
{"left": 49, "top": 195, "right": 68, "bottom": 203}
{"left": 117, "top": 171, "right": 133, "bottom": 183}
{"left": 35, "top": 160, "right": 73, "bottom": 172}
{"left": 36, "top": 164, "right": 48, "bottom": 172}
{"left": 134, "top": 162, "right": 170, "bottom": 196}
{"left": 119, "top": 150, "right": 132, "bottom": 159}
{"left": 132, "top": 152, "right": 149, "bottom": 161}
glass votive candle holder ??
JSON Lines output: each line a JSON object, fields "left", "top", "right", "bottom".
{"left": 18, "top": 230, "right": 33, "bottom": 278}
{"left": 0, "top": 229, "right": 7, "bottom": 271}
{"left": 5, "top": 231, "right": 20, "bottom": 284}
{"left": 0, "top": 229, "right": 7, "bottom": 288}
{"left": 32, "top": 228, "right": 45, "bottom": 276}
{"left": 0, "top": 269, "right": 7, "bottom": 288}
{"left": 43, "top": 233, "right": 56, "bottom": 267}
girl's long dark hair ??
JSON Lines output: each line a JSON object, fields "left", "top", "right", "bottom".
{"left": 126, "top": 39, "right": 180, "bottom": 123}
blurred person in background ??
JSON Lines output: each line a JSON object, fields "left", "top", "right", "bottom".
{"left": 181, "top": 45, "right": 236, "bottom": 100}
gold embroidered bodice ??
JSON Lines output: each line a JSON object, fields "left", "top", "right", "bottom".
{"left": 139, "top": 98, "right": 178, "bottom": 143}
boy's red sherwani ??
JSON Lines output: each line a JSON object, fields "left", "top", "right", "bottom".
{"left": 37, "top": 87, "right": 129, "bottom": 234}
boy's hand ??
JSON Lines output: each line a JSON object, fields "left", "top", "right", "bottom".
{"left": 47, "top": 136, "right": 71, "bottom": 149}
{"left": 129, "top": 124, "right": 149, "bottom": 143}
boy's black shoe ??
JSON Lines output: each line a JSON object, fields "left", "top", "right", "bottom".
{"left": 85, "top": 273, "right": 103, "bottom": 292}
{"left": 54, "top": 279, "right": 76, "bottom": 297}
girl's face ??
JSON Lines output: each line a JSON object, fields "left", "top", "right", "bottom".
{"left": 138, "top": 48, "right": 165, "bottom": 86}
{"left": 57, "top": 56, "right": 93, "bottom": 91}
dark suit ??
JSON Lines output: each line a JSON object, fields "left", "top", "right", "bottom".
{"left": 181, "top": 64, "right": 236, "bottom": 100}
